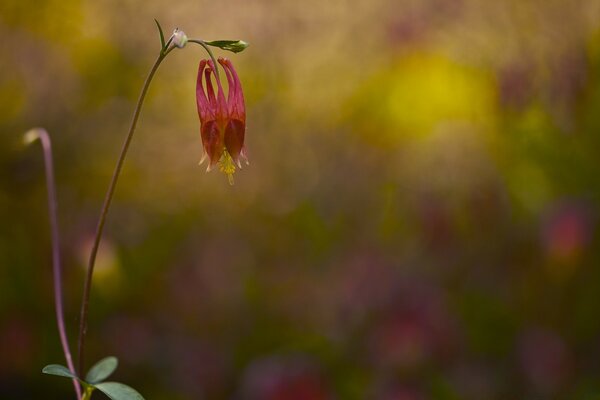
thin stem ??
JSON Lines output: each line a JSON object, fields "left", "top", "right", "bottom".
{"left": 27, "top": 129, "right": 82, "bottom": 400}
{"left": 76, "top": 34, "right": 221, "bottom": 376}
{"left": 76, "top": 46, "right": 174, "bottom": 375}
{"left": 82, "top": 385, "right": 94, "bottom": 400}
{"left": 188, "top": 39, "right": 221, "bottom": 82}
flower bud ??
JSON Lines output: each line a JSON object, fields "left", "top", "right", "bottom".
{"left": 204, "top": 40, "right": 249, "bottom": 53}
{"left": 23, "top": 128, "right": 42, "bottom": 145}
{"left": 172, "top": 28, "right": 188, "bottom": 48}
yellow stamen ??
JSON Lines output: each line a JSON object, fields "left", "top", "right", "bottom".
{"left": 219, "top": 150, "right": 236, "bottom": 185}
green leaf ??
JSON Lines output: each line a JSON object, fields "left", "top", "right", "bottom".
{"left": 94, "top": 382, "right": 145, "bottom": 400}
{"left": 154, "top": 19, "right": 166, "bottom": 50}
{"left": 204, "top": 40, "right": 249, "bottom": 53}
{"left": 85, "top": 356, "right": 118, "bottom": 384}
{"left": 42, "top": 364, "right": 78, "bottom": 379}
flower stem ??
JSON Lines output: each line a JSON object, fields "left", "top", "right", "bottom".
{"left": 188, "top": 39, "right": 221, "bottom": 81}
{"left": 26, "top": 129, "right": 82, "bottom": 400}
{"left": 75, "top": 33, "right": 225, "bottom": 377}
{"left": 76, "top": 46, "right": 174, "bottom": 376}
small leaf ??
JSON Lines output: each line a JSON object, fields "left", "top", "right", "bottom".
{"left": 204, "top": 40, "right": 249, "bottom": 53}
{"left": 94, "top": 382, "right": 145, "bottom": 400}
{"left": 154, "top": 19, "right": 166, "bottom": 50}
{"left": 85, "top": 356, "right": 118, "bottom": 384}
{"left": 42, "top": 364, "right": 78, "bottom": 379}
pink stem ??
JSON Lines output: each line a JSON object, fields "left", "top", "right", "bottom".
{"left": 35, "top": 129, "right": 82, "bottom": 400}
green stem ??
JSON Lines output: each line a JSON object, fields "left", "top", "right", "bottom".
{"left": 76, "top": 45, "right": 174, "bottom": 376}
{"left": 82, "top": 385, "right": 94, "bottom": 400}
{"left": 75, "top": 33, "right": 223, "bottom": 378}
{"left": 188, "top": 39, "right": 221, "bottom": 81}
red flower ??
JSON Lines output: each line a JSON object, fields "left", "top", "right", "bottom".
{"left": 196, "top": 58, "right": 247, "bottom": 183}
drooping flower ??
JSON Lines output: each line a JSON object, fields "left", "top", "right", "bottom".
{"left": 196, "top": 57, "right": 247, "bottom": 184}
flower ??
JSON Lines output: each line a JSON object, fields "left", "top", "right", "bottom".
{"left": 196, "top": 58, "right": 247, "bottom": 184}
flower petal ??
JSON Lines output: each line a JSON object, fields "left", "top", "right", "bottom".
{"left": 207, "top": 60, "right": 229, "bottom": 128}
{"left": 196, "top": 60, "right": 213, "bottom": 123}
{"left": 201, "top": 120, "right": 223, "bottom": 168}
{"left": 204, "top": 65, "right": 217, "bottom": 105}
{"left": 219, "top": 58, "right": 235, "bottom": 113}
{"left": 224, "top": 119, "right": 245, "bottom": 163}
{"left": 219, "top": 58, "right": 245, "bottom": 122}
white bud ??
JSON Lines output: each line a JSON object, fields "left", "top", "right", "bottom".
{"left": 172, "top": 28, "right": 188, "bottom": 48}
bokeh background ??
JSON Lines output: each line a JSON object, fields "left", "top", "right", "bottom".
{"left": 2, "top": 0, "right": 600, "bottom": 398}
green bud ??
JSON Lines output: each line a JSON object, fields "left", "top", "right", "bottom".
{"left": 204, "top": 40, "right": 249, "bottom": 53}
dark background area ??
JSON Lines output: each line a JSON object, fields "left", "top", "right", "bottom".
{"left": 2, "top": 0, "right": 600, "bottom": 398}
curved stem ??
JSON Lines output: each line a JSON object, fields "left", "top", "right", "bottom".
{"left": 188, "top": 39, "right": 221, "bottom": 82}
{"left": 28, "top": 129, "right": 82, "bottom": 400}
{"left": 76, "top": 46, "right": 174, "bottom": 375}
{"left": 76, "top": 35, "right": 221, "bottom": 376}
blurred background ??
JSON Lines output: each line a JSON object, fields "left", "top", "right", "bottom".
{"left": 2, "top": 0, "right": 600, "bottom": 398}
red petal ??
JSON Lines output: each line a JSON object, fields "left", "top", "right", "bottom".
{"left": 204, "top": 65, "right": 216, "bottom": 105}
{"left": 219, "top": 58, "right": 235, "bottom": 113}
{"left": 207, "top": 60, "right": 229, "bottom": 126}
{"left": 201, "top": 120, "right": 223, "bottom": 167}
{"left": 219, "top": 58, "right": 245, "bottom": 122}
{"left": 196, "top": 60, "right": 213, "bottom": 123}
{"left": 224, "top": 119, "right": 245, "bottom": 163}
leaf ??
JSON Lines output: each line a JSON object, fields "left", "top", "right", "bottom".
{"left": 85, "top": 356, "right": 118, "bottom": 384}
{"left": 154, "top": 19, "right": 166, "bottom": 50}
{"left": 42, "top": 364, "right": 78, "bottom": 379}
{"left": 94, "top": 382, "right": 145, "bottom": 400}
{"left": 204, "top": 40, "right": 249, "bottom": 53}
